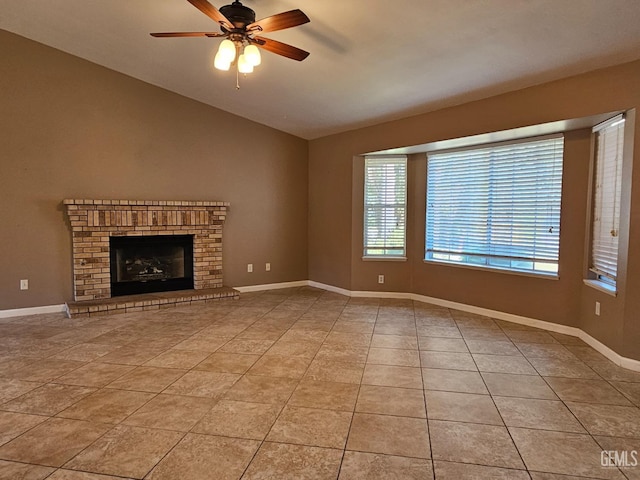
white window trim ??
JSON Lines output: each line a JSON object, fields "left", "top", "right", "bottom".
{"left": 425, "top": 258, "right": 560, "bottom": 280}
{"left": 583, "top": 279, "right": 617, "bottom": 297}
{"left": 362, "top": 256, "right": 407, "bottom": 262}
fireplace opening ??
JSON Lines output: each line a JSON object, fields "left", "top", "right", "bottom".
{"left": 110, "top": 235, "right": 194, "bottom": 297}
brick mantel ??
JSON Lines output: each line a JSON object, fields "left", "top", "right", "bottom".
{"left": 64, "top": 199, "right": 230, "bottom": 302}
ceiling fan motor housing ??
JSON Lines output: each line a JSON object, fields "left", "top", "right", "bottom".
{"left": 220, "top": 1, "right": 256, "bottom": 29}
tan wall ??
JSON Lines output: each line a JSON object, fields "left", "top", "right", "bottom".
{"left": 308, "top": 137, "right": 352, "bottom": 289}
{"left": 309, "top": 59, "right": 640, "bottom": 358}
{"left": 622, "top": 111, "right": 640, "bottom": 359}
{"left": 0, "top": 30, "right": 308, "bottom": 310}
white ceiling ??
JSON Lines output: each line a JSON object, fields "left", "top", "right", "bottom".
{"left": 2, "top": 0, "right": 640, "bottom": 139}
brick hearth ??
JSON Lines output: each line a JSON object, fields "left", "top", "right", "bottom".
{"left": 65, "top": 287, "right": 238, "bottom": 317}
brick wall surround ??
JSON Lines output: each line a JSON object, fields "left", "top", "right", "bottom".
{"left": 63, "top": 199, "right": 230, "bottom": 302}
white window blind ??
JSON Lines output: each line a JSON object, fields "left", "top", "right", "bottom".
{"left": 591, "top": 115, "right": 625, "bottom": 286}
{"left": 426, "top": 135, "right": 564, "bottom": 275}
{"left": 364, "top": 156, "right": 407, "bottom": 257}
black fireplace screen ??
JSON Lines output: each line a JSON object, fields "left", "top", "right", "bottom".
{"left": 110, "top": 235, "right": 194, "bottom": 296}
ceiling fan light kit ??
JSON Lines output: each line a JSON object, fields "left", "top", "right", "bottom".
{"left": 151, "top": 0, "right": 309, "bottom": 87}
{"left": 237, "top": 53, "right": 254, "bottom": 73}
{"left": 244, "top": 44, "right": 261, "bottom": 66}
{"left": 217, "top": 39, "right": 236, "bottom": 62}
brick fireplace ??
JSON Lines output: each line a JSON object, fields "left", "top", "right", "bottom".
{"left": 63, "top": 199, "right": 237, "bottom": 316}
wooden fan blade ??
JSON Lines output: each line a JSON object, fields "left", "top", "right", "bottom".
{"left": 253, "top": 36, "right": 309, "bottom": 61}
{"left": 151, "top": 32, "right": 218, "bottom": 37}
{"left": 187, "top": 0, "right": 234, "bottom": 30}
{"left": 247, "top": 9, "right": 309, "bottom": 33}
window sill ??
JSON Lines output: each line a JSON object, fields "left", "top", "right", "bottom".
{"left": 362, "top": 256, "right": 407, "bottom": 262}
{"left": 423, "top": 258, "right": 559, "bottom": 280}
{"left": 583, "top": 279, "right": 617, "bottom": 297}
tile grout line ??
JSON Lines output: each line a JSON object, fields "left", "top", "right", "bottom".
{"left": 483, "top": 318, "right": 542, "bottom": 475}
{"left": 335, "top": 299, "right": 380, "bottom": 479}
{"left": 236, "top": 292, "right": 346, "bottom": 479}
{"left": 414, "top": 301, "right": 437, "bottom": 480}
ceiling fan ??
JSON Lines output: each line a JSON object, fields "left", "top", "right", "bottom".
{"left": 151, "top": 0, "right": 310, "bottom": 76}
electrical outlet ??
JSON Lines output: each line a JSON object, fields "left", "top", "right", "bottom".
{"left": 265, "top": 263, "right": 271, "bottom": 272}
{"left": 247, "top": 263, "right": 253, "bottom": 273}
{"left": 20, "top": 279, "right": 29, "bottom": 290}
{"left": 378, "top": 275, "right": 384, "bottom": 284}
{"left": 595, "top": 301, "right": 601, "bottom": 316}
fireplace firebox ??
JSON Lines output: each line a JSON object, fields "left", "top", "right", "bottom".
{"left": 110, "top": 235, "right": 194, "bottom": 296}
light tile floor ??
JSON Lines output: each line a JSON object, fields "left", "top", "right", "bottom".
{"left": 1, "top": 287, "right": 639, "bottom": 479}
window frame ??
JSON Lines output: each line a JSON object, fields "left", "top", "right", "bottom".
{"left": 424, "top": 134, "right": 565, "bottom": 277}
{"left": 587, "top": 114, "right": 625, "bottom": 293}
{"left": 363, "top": 155, "right": 408, "bottom": 259}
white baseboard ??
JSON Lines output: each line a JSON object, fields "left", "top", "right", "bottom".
{"left": 234, "top": 280, "right": 308, "bottom": 293}
{"left": 410, "top": 292, "right": 582, "bottom": 336}
{"left": 620, "top": 355, "right": 640, "bottom": 372}
{"left": 0, "top": 304, "right": 66, "bottom": 319}
{"left": 307, "top": 281, "right": 352, "bottom": 297}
